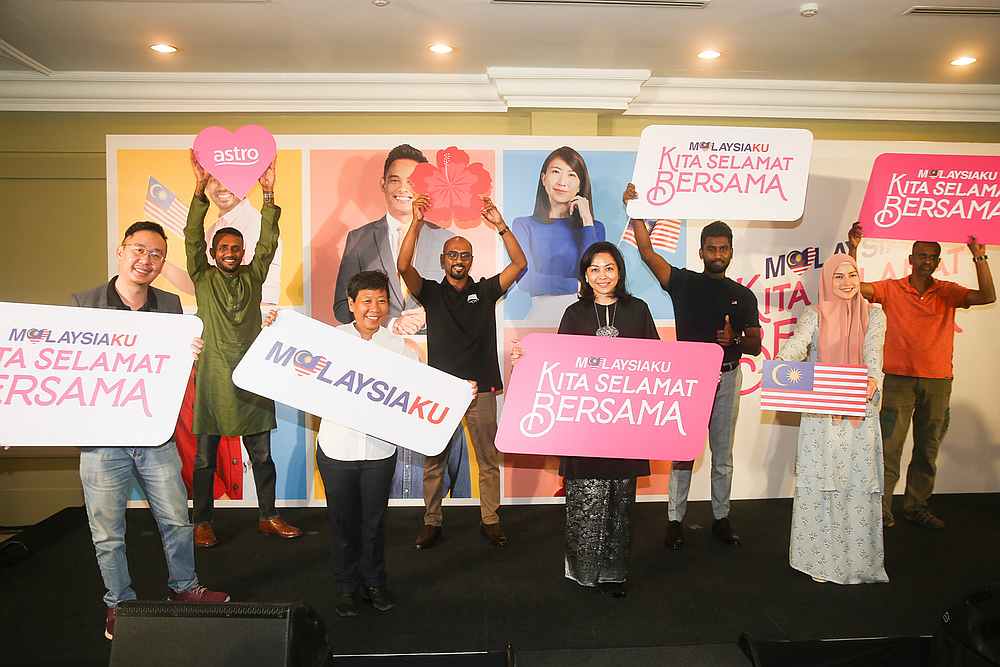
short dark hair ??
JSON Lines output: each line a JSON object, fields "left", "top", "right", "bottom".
{"left": 383, "top": 144, "right": 428, "bottom": 180}
{"left": 122, "top": 221, "right": 167, "bottom": 244}
{"left": 347, "top": 270, "right": 390, "bottom": 301}
{"left": 578, "top": 241, "right": 631, "bottom": 302}
{"left": 700, "top": 220, "right": 733, "bottom": 248}
{"left": 211, "top": 226, "right": 244, "bottom": 251}
{"left": 912, "top": 240, "right": 942, "bottom": 255}
{"left": 533, "top": 146, "right": 594, "bottom": 227}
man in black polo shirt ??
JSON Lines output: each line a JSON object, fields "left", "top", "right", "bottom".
{"left": 625, "top": 184, "right": 762, "bottom": 550}
{"left": 398, "top": 194, "right": 527, "bottom": 549}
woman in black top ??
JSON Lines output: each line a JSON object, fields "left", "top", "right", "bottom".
{"left": 514, "top": 241, "right": 658, "bottom": 597}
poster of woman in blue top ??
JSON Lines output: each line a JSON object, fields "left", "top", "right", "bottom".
{"left": 507, "top": 147, "right": 606, "bottom": 322}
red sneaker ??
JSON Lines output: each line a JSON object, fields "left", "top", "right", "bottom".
{"left": 168, "top": 585, "right": 231, "bottom": 603}
{"left": 104, "top": 607, "right": 116, "bottom": 640}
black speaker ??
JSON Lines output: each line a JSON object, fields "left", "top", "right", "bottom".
{"left": 739, "top": 633, "right": 933, "bottom": 667}
{"left": 935, "top": 584, "right": 1000, "bottom": 666}
{"left": 109, "top": 601, "right": 328, "bottom": 667}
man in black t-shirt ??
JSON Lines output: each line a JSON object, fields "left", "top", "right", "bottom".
{"left": 398, "top": 194, "right": 527, "bottom": 549}
{"left": 625, "top": 184, "right": 762, "bottom": 550}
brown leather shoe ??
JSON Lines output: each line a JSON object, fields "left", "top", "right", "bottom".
{"left": 257, "top": 516, "right": 303, "bottom": 539}
{"left": 480, "top": 522, "right": 507, "bottom": 548}
{"left": 414, "top": 524, "right": 442, "bottom": 550}
{"left": 194, "top": 522, "right": 218, "bottom": 548}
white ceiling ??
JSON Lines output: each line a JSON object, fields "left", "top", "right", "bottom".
{"left": 0, "top": 0, "right": 997, "bottom": 84}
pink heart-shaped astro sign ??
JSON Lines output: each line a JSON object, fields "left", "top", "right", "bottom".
{"left": 193, "top": 125, "right": 277, "bottom": 199}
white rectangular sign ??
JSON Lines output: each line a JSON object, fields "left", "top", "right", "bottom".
{"left": 0, "top": 302, "right": 202, "bottom": 446}
{"left": 627, "top": 125, "right": 814, "bottom": 221}
{"left": 232, "top": 311, "right": 472, "bottom": 457}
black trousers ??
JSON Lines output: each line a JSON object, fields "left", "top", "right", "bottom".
{"left": 316, "top": 447, "right": 397, "bottom": 594}
{"left": 193, "top": 431, "right": 277, "bottom": 522}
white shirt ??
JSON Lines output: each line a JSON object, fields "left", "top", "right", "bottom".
{"left": 205, "top": 199, "right": 283, "bottom": 305}
{"left": 384, "top": 211, "right": 408, "bottom": 263}
{"left": 316, "top": 323, "right": 419, "bottom": 461}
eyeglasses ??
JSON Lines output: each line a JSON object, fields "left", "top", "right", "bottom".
{"left": 122, "top": 244, "right": 166, "bottom": 263}
{"left": 444, "top": 251, "right": 473, "bottom": 261}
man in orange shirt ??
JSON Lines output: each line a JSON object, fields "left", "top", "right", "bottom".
{"left": 848, "top": 224, "right": 994, "bottom": 529}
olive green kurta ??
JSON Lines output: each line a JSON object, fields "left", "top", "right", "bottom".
{"left": 185, "top": 194, "right": 279, "bottom": 436}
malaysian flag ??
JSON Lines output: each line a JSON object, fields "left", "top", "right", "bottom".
{"left": 760, "top": 360, "right": 869, "bottom": 417}
{"left": 143, "top": 177, "right": 188, "bottom": 237}
{"left": 292, "top": 349, "right": 330, "bottom": 377}
{"left": 620, "top": 219, "right": 682, "bottom": 253}
{"left": 26, "top": 328, "right": 51, "bottom": 343}
{"left": 788, "top": 247, "right": 818, "bottom": 276}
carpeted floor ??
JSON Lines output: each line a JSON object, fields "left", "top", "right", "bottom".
{"left": 2, "top": 493, "right": 996, "bottom": 666}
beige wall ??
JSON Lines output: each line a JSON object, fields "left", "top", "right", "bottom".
{"left": 1, "top": 109, "right": 998, "bottom": 524}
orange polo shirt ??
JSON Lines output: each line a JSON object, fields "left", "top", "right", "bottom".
{"left": 870, "top": 277, "right": 970, "bottom": 379}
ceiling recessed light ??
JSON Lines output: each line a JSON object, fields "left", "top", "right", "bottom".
{"left": 149, "top": 43, "right": 178, "bottom": 55}
{"left": 697, "top": 49, "right": 721, "bottom": 60}
{"left": 429, "top": 43, "right": 454, "bottom": 55}
{"left": 951, "top": 55, "right": 977, "bottom": 67}
{"left": 371, "top": 0, "right": 390, "bottom": 6}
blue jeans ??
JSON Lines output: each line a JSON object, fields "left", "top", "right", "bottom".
{"left": 79, "top": 443, "right": 198, "bottom": 608}
{"left": 668, "top": 366, "right": 742, "bottom": 522}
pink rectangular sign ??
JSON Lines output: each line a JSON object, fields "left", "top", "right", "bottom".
{"left": 858, "top": 153, "right": 1000, "bottom": 243}
{"left": 497, "top": 334, "right": 723, "bottom": 461}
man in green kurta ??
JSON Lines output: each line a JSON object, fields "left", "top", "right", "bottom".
{"left": 185, "top": 150, "right": 301, "bottom": 547}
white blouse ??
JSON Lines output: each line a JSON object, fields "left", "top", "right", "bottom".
{"left": 316, "top": 323, "right": 419, "bottom": 461}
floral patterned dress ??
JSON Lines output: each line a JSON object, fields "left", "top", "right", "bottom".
{"left": 778, "top": 306, "right": 889, "bottom": 584}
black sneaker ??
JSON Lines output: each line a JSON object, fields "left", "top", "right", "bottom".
{"left": 712, "top": 517, "right": 741, "bottom": 545}
{"left": 903, "top": 509, "right": 945, "bottom": 529}
{"left": 334, "top": 591, "right": 359, "bottom": 618}
{"left": 664, "top": 520, "right": 685, "bottom": 550}
{"left": 361, "top": 586, "right": 395, "bottom": 613}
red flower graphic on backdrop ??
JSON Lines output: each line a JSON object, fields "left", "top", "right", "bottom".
{"left": 409, "top": 146, "right": 492, "bottom": 229}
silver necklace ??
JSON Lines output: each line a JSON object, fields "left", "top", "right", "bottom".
{"left": 594, "top": 301, "right": 619, "bottom": 337}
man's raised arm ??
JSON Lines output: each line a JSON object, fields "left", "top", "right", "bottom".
{"left": 396, "top": 194, "right": 427, "bottom": 297}
{"left": 184, "top": 149, "right": 212, "bottom": 281}
{"left": 479, "top": 197, "right": 527, "bottom": 292}
{"left": 846, "top": 222, "right": 875, "bottom": 301}
{"left": 624, "top": 183, "right": 672, "bottom": 290}
{"left": 964, "top": 236, "right": 995, "bottom": 307}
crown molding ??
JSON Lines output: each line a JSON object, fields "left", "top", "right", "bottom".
{"left": 0, "top": 71, "right": 507, "bottom": 113}
{"left": 0, "top": 39, "right": 53, "bottom": 76}
{"left": 627, "top": 77, "right": 1000, "bottom": 122}
{"left": 487, "top": 66, "right": 651, "bottom": 109}
{"left": 0, "top": 70, "right": 997, "bottom": 121}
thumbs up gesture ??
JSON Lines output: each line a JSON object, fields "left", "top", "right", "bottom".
{"left": 716, "top": 314, "right": 737, "bottom": 347}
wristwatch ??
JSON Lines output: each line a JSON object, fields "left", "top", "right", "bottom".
{"left": 498, "top": 226, "right": 508, "bottom": 236}
{"left": 263, "top": 191, "right": 275, "bottom": 206}
{"left": 733, "top": 334, "right": 743, "bottom": 347}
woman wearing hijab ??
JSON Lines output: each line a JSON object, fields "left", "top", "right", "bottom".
{"left": 777, "top": 253, "right": 888, "bottom": 584}
{"left": 512, "top": 241, "right": 657, "bottom": 597}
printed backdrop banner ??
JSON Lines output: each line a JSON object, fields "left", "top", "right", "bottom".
{"left": 107, "top": 135, "right": 1000, "bottom": 507}
{"left": 497, "top": 334, "right": 722, "bottom": 460}
{"left": 232, "top": 310, "right": 471, "bottom": 457}
{"left": 0, "top": 302, "right": 201, "bottom": 446}
{"left": 627, "top": 125, "right": 813, "bottom": 221}
{"left": 858, "top": 153, "right": 1000, "bottom": 243}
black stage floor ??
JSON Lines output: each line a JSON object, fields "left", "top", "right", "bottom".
{"left": 2, "top": 494, "right": 997, "bottom": 666}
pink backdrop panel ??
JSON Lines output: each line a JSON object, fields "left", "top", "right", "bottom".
{"left": 501, "top": 325, "right": 676, "bottom": 498}
{"left": 859, "top": 153, "right": 1000, "bottom": 243}
{"left": 498, "top": 333, "right": 722, "bottom": 461}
